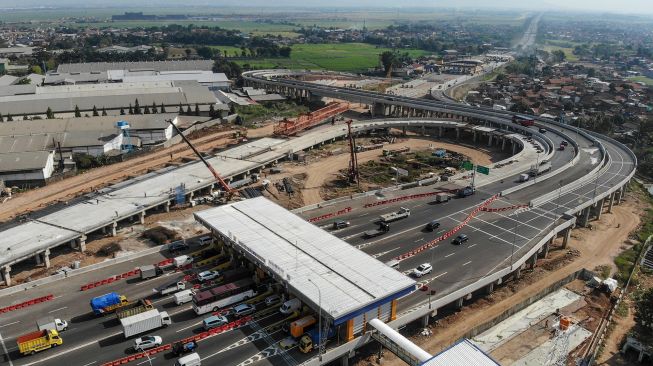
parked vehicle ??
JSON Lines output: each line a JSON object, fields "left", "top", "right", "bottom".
{"left": 36, "top": 317, "right": 68, "bottom": 332}
{"left": 168, "top": 240, "right": 190, "bottom": 253}
{"left": 121, "top": 309, "right": 172, "bottom": 338}
{"left": 174, "top": 255, "right": 194, "bottom": 268}
{"left": 90, "top": 292, "right": 131, "bottom": 315}
{"left": 174, "top": 289, "right": 194, "bottom": 305}
{"left": 139, "top": 265, "right": 163, "bottom": 280}
{"left": 530, "top": 162, "right": 552, "bottom": 176}
{"left": 452, "top": 234, "right": 469, "bottom": 245}
{"left": 299, "top": 327, "right": 336, "bottom": 354}
{"left": 425, "top": 221, "right": 440, "bottom": 232}
{"left": 198, "top": 236, "right": 214, "bottom": 246}
{"left": 175, "top": 352, "right": 201, "bottom": 366}
{"left": 519, "top": 173, "right": 530, "bottom": 182}
{"left": 412, "top": 263, "right": 433, "bottom": 278}
{"left": 203, "top": 315, "right": 228, "bottom": 330}
{"left": 290, "top": 315, "right": 317, "bottom": 338}
{"left": 172, "top": 340, "right": 198, "bottom": 356}
{"left": 332, "top": 220, "right": 350, "bottom": 229}
{"left": 364, "top": 222, "right": 390, "bottom": 238}
{"left": 133, "top": 335, "right": 162, "bottom": 351}
{"left": 197, "top": 270, "right": 220, "bottom": 282}
{"left": 155, "top": 281, "right": 186, "bottom": 296}
{"left": 380, "top": 207, "right": 411, "bottom": 223}
{"left": 457, "top": 186, "right": 475, "bottom": 198}
{"left": 192, "top": 279, "right": 257, "bottom": 315}
{"left": 280, "top": 298, "right": 301, "bottom": 314}
{"left": 265, "top": 294, "right": 281, "bottom": 306}
{"left": 17, "top": 330, "right": 62, "bottom": 355}
{"left": 434, "top": 193, "right": 450, "bottom": 203}
{"left": 232, "top": 303, "right": 256, "bottom": 318}
{"left": 115, "top": 299, "right": 154, "bottom": 320}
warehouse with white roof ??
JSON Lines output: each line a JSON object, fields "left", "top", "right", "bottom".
{"left": 194, "top": 197, "right": 416, "bottom": 340}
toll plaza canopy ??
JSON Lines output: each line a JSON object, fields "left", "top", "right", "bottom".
{"left": 194, "top": 197, "right": 416, "bottom": 325}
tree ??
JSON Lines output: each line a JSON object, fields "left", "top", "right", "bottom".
{"left": 46, "top": 107, "right": 54, "bottom": 119}
{"left": 186, "top": 105, "right": 192, "bottom": 115}
{"left": 92, "top": 105, "right": 99, "bottom": 117}
{"left": 7, "top": 114, "right": 13, "bottom": 121}
{"left": 279, "top": 46, "right": 292, "bottom": 58}
{"left": 197, "top": 46, "right": 213, "bottom": 59}
{"left": 160, "top": 103, "right": 166, "bottom": 113}
{"left": 23, "top": 114, "right": 29, "bottom": 120}
{"left": 509, "top": 100, "right": 530, "bottom": 114}
{"left": 185, "top": 48, "right": 192, "bottom": 59}
{"left": 74, "top": 105, "right": 81, "bottom": 118}
{"left": 144, "top": 106, "right": 151, "bottom": 114}
{"left": 101, "top": 108, "right": 107, "bottom": 116}
{"left": 550, "top": 50, "right": 565, "bottom": 63}
{"left": 120, "top": 107, "right": 125, "bottom": 115}
{"left": 128, "top": 103, "right": 134, "bottom": 115}
{"left": 380, "top": 51, "right": 398, "bottom": 77}
{"left": 30, "top": 65, "right": 43, "bottom": 75}
{"left": 134, "top": 99, "right": 141, "bottom": 114}
{"left": 212, "top": 59, "right": 242, "bottom": 79}
{"left": 195, "top": 104, "right": 200, "bottom": 116}
{"left": 17, "top": 78, "right": 31, "bottom": 85}
{"left": 151, "top": 102, "right": 157, "bottom": 114}
{"left": 635, "top": 287, "right": 653, "bottom": 335}
{"left": 209, "top": 104, "right": 216, "bottom": 118}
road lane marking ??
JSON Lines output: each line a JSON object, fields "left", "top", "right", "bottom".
{"left": 136, "top": 357, "right": 155, "bottom": 365}
{"left": 80, "top": 362, "right": 96, "bottom": 366}
{"left": 444, "top": 253, "right": 455, "bottom": 258}
{"left": 414, "top": 238, "right": 424, "bottom": 243}
{"left": 176, "top": 321, "right": 202, "bottom": 333}
{"left": 468, "top": 244, "right": 477, "bottom": 248}
{"left": 0, "top": 321, "right": 19, "bottom": 328}
{"left": 0, "top": 332, "right": 13, "bottom": 366}
{"left": 20, "top": 330, "right": 123, "bottom": 366}
{"left": 462, "top": 261, "right": 472, "bottom": 266}
{"left": 48, "top": 306, "right": 67, "bottom": 314}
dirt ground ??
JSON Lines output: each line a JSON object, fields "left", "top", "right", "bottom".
{"left": 360, "top": 191, "right": 646, "bottom": 366}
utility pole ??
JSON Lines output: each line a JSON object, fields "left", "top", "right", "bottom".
{"left": 346, "top": 120, "right": 360, "bottom": 187}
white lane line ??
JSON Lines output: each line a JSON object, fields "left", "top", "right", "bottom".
{"left": 136, "top": 357, "right": 156, "bottom": 365}
{"left": 444, "top": 253, "right": 455, "bottom": 258}
{"left": 0, "top": 332, "right": 13, "bottom": 366}
{"left": 468, "top": 244, "right": 477, "bottom": 248}
{"left": 48, "top": 306, "right": 67, "bottom": 314}
{"left": 0, "top": 321, "right": 19, "bottom": 328}
{"left": 176, "top": 321, "right": 202, "bottom": 333}
{"left": 462, "top": 261, "right": 472, "bottom": 266}
{"left": 358, "top": 213, "right": 370, "bottom": 217}
{"left": 80, "top": 362, "right": 97, "bottom": 366}
{"left": 414, "top": 238, "right": 424, "bottom": 243}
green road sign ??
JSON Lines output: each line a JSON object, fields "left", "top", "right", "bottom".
{"left": 461, "top": 161, "right": 473, "bottom": 170}
{"left": 476, "top": 165, "right": 490, "bottom": 175}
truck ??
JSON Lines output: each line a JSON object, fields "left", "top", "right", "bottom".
{"left": 115, "top": 299, "right": 154, "bottom": 319}
{"left": 529, "top": 162, "right": 552, "bottom": 176}
{"left": 379, "top": 207, "right": 411, "bottom": 223}
{"left": 120, "top": 309, "right": 172, "bottom": 338}
{"left": 90, "top": 292, "right": 131, "bottom": 315}
{"left": 519, "top": 173, "right": 530, "bottom": 182}
{"left": 155, "top": 280, "right": 186, "bottom": 296}
{"left": 174, "top": 255, "right": 194, "bottom": 268}
{"left": 434, "top": 193, "right": 450, "bottom": 203}
{"left": 457, "top": 186, "right": 475, "bottom": 198}
{"left": 290, "top": 316, "right": 317, "bottom": 338}
{"left": 17, "top": 329, "right": 62, "bottom": 356}
{"left": 298, "top": 327, "right": 336, "bottom": 354}
{"left": 139, "top": 265, "right": 163, "bottom": 280}
{"left": 364, "top": 222, "right": 390, "bottom": 238}
{"left": 36, "top": 317, "right": 68, "bottom": 332}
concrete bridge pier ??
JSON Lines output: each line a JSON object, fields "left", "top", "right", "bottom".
{"left": 78, "top": 235, "right": 87, "bottom": 252}
{"left": 2, "top": 266, "right": 11, "bottom": 287}
{"left": 110, "top": 222, "right": 118, "bottom": 237}
{"left": 456, "top": 128, "right": 461, "bottom": 140}
{"left": 485, "top": 282, "right": 495, "bottom": 295}
{"left": 43, "top": 249, "right": 51, "bottom": 268}
{"left": 454, "top": 297, "right": 464, "bottom": 310}
{"left": 339, "top": 355, "right": 350, "bottom": 366}
{"left": 438, "top": 126, "right": 443, "bottom": 137}
{"left": 529, "top": 253, "right": 538, "bottom": 269}
{"left": 512, "top": 141, "right": 517, "bottom": 155}
{"left": 578, "top": 207, "right": 591, "bottom": 227}
{"left": 608, "top": 191, "right": 616, "bottom": 213}
{"left": 165, "top": 201, "right": 171, "bottom": 213}
{"left": 487, "top": 134, "right": 493, "bottom": 147}
{"left": 539, "top": 240, "right": 550, "bottom": 258}
{"left": 513, "top": 266, "right": 522, "bottom": 280}
{"left": 562, "top": 228, "right": 571, "bottom": 248}
{"left": 593, "top": 199, "right": 604, "bottom": 220}
{"left": 501, "top": 137, "right": 507, "bottom": 150}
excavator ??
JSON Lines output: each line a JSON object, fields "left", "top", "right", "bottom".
{"left": 166, "top": 119, "right": 236, "bottom": 201}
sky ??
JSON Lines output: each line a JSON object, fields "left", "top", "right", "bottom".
{"left": 1, "top": 0, "right": 653, "bottom": 14}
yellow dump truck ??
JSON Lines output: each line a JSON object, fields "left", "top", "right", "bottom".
{"left": 17, "top": 329, "right": 62, "bottom": 355}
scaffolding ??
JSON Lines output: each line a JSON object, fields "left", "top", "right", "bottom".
{"left": 273, "top": 102, "right": 349, "bottom": 136}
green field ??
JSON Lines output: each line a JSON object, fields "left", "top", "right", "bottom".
{"left": 627, "top": 76, "right": 653, "bottom": 86}
{"left": 541, "top": 45, "right": 579, "bottom": 62}
{"left": 234, "top": 43, "right": 429, "bottom": 72}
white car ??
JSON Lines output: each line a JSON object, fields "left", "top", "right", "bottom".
{"left": 197, "top": 270, "right": 220, "bottom": 282}
{"left": 412, "top": 263, "right": 433, "bottom": 278}
{"left": 134, "top": 335, "right": 163, "bottom": 351}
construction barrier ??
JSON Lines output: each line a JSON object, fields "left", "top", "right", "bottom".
{"left": 394, "top": 194, "right": 500, "bottom": 261}
{"left": 363, "top": 190, "right": 458, "bottom": 208}
{"left": 0, "top": 294, "right": 54, "bottom": 313}
{"left": 101, "top": 344, "right": 172, "bottom": 366}
{"left": 308, "top": 207, "right": 352, "bottom": 223}
{"left": 80, "top": 269, "right": 141, "bottom": 291}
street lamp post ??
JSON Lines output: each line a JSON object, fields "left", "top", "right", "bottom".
{"left": 308, "top": 278, "right": 322, "bottom": 361}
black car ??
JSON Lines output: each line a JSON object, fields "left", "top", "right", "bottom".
{"left": 172, "top": 340, "right": 198, "bottom": 356}
{"left": 168, "top": 240, "right": 190, "bottom": 253}
{"left": 539, "top": 128, "right": 546, "bottom": 133}
{"left": 452, "top": 234, "right": 469, "bottom": 245}
{"left": 425, "top": 220, "right": 440, "bottom": 232}
{"left": 332, "top": 220, "right": 350, "bottom": 229}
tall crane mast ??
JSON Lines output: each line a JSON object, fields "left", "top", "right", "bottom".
{"left": 166, "top": 119, "right": 235, "bottom": 198}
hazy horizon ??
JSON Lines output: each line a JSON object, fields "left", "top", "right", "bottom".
{"left": 1, "top": 0, "right": 653, "bottom": 15}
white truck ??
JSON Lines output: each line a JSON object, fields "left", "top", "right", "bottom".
{"left": 529, "top": 162, "right": 552, "bottom": 176}
{"left": 174, "top": 255, "right": 194, "bottom": 268}
{"left": 379, "top": 207, "right": 411, "bottom": 223}
{"left": 120, "top": 309, "right": 172, "bottom": 338}
{"left": 36, "top": 317, "right": 68, "bottom": 332}
{"left": 434, "top": 193, "right": 450, "bottom": 203}
{"left": 154, "top": 281, "right": 186, "bottom": 296}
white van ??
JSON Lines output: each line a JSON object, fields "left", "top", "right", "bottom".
{"left": 198, "top": 236, "right": 214, "bottom": 246}
{"left": 174, "top": 289, "right": 194, "bottom": 305}
{"left": 279, "top": 298, "right": 301, "bottom": 314}
{"left": 175, "top": 352, "right": 201, "bottom": 366}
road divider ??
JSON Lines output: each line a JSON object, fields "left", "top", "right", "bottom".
{"left": 80, "top": 269, "right": 141, "bottom": 291}
{"left": 480, "top": 203, "right": 530, "bottom": 213}
{"left": 394, "top": 194, "right": 500, "bottom": 261}
{"left": 0, "top": 294, "right": 54, "bottom": 313}
{"left": 308, "top": 207, "right": 352, "bottom": 223}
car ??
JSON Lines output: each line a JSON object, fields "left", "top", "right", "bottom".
{"left": 332, "top": 220, "right": 350, "bottom": 229}
{"left": 134, "top": 335, "right": 163, "bottom": 351}
{"left": 172, "top": 340, "right": 198, "bottom": 356}
{"left": 452, "top": 234, "right": 469, "bottom": 245}
{"left": 168, "top": 240, "right": 190, "bottom": 253}
{"left": 203, "top": 315, "right": 228, "bottom": 330}
{"left": 539, "top": 128, "right": 547, "bottom": 133}
{"left": 232, "top": 303, "right": 256, "bottom": 318}
{"left": 425, "top": 220, "right": 440, "bottom": 231}
{"left": 197, "top": 270, "right": 220, "bottom": 282}
{"left": 412, "top": 263, "right": 433, "bottom": 278}
{"left": 561, "top": 140, "right": 569, "bottom": 146}
{"left": 265, "top": 294, "right": 281, "bottom": 306}
{"left": 278, "top": 336, "right": 298, "bottom": 350}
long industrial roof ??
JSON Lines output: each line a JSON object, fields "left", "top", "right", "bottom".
{"left": 194, "top": 197, "right": 416, "bottom": 323}
{"left": 57, "top": 60, "right": 214, "bottom": 73}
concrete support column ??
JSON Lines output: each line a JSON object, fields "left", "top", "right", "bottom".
{"left": 43, "top": 249, "right": 50, "bottom": 268}
{"left": 35, "top": 252, "right": 42, "bottom": 265}
{"left": 502, "top": 138, "right": 506, "bottom": 151}
{"left": 139, "top": 211, "right": 145, "bottom": 225}
{"left": 438, "top": 126, "right": 443, "bottom": 137}
{"left": 540, "top": 241, "right": 550, "bottom": 259}
{"left": 339, "top": 355, "right": 349, "bottom": 366}
{"left": 486, "top": 282, "right": 495, "bottom": 295}
{"left": 78, "top": 235, "right": 86, "bottom": 252}
{"left": 512, "top": 142, "right": 517, "bottom": 155}
{"left": 619, "top": 187, "right": 625, "bottom": 203}
{"left": 421, "top": 314, "right": 430, "bottom": 327}
{"left": 608, "top": 192, "right": 616, "bottom": 213}
{"left": 487, "top": 134, "right": 493, "bottom": 147}
{"left": 473, "top": 131, "right": 477, "bottom": 143}
{"left": 456, "top": 128, "right": 461, "bottom": 140}
{"left": 165, "top": 201, "right": 171, "bottom": 213}
{"left": 562, "top": 228, "right": 571, "bottom": 248}
{"left": 2, "top": 266, "right": 11, "bottom": 287}
{"left": 579, "top": 207, "right": 591, "bottom": 227}
{"left": 111, "top": 222, "right": 117, "bottom": 237}
{"left": 514, "top": 267, "right": 522, "bottom": 280}
{"left": 454, "top": 297, "right": 464, "bottom": 310}
{"left": 402, "top": 126, "right": 406, "bottom": 135}
{"left": 529, "top": 253, "right": 538, "bottom": 269}
{"left": 594, "top": 199, "right": 604, "bottom": 220}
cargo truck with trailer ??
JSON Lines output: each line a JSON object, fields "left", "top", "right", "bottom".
{"left": 90, "top": 292, "right": 131, "bottom": 315}
{"left": 529, "top": 162, "right": 552, "bottom": 176}
{"left": 120, "top": 309, "right": 172, "bottom": 338}
{"left": 364, "top": 222, "right": 390, "bottom": 238}
{"left": 379, "top": 207, "right": 411, "bottom": 223}
{"left": 115, "top": 299, "right": 154, "bottom": 319}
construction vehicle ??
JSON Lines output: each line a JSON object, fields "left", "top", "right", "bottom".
{"left": 364, "top": 222, "right": 390, "bottom": 238}
{"left": 115, "top": 299, "right": 154, "bottom": 319}
{"left": 298, "top": 327, "right": 336, "bottom": 354}
{"left": 90, "top": 292, "right": 131, "bottom": 315}
{"left": 380, "top": 207, "right": 411, "bottom": 223}
{"left": 17, "top": 329, "right": 62, "bottom": 356}
{"left": 382, "top": 146, "right": 410, "bottom": 156}
{"left": 120, "top": 309, "right": 172, "bottom": 338}
{"left": 166, "top": 119, "right": 236, "bottom": 200}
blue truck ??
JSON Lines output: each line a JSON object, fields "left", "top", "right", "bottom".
{"left": 90, "top": 292, "right": 131, "bottom": 315}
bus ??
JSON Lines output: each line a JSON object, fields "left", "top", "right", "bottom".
{"left": 512, "top": 114, "right": 535, "bottom": 127}
{"left": 192, "top": 278, "right": 257, "bottom": 315}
